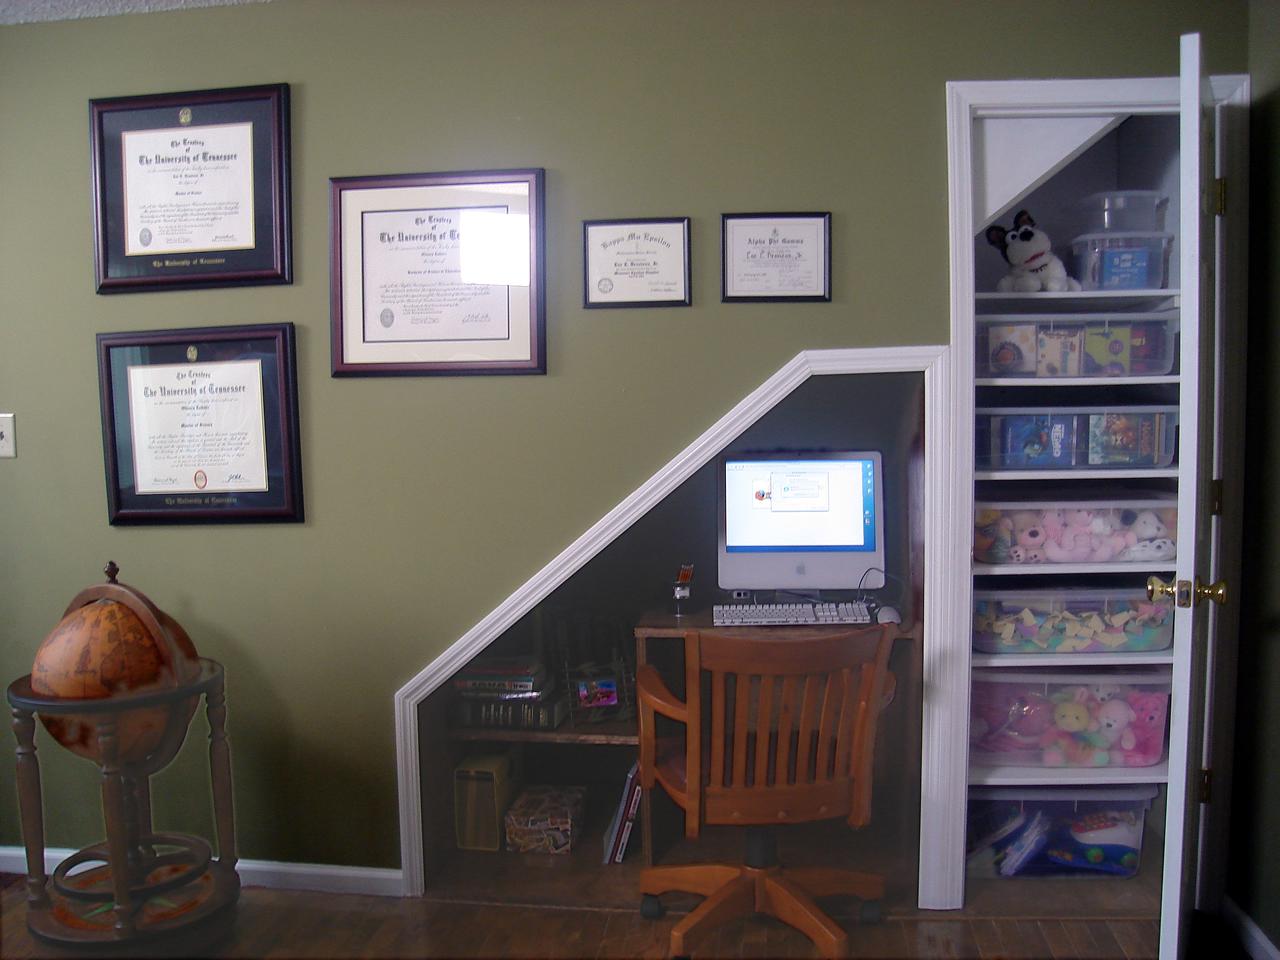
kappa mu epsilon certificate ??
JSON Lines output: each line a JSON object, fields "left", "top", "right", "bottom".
{"left": 121, "top": 122, "right": 256, "bottom": 256}
{"left": 127, "top": 360, "right": 269, "bottom": 495}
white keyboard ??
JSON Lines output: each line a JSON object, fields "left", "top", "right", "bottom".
{"left": 712, "top": 601, "right": 872, "bottom": 627}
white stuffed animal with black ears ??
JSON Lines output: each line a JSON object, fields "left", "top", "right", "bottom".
{"left": 986, "top": 210, "right": 1082, "bottom": 293}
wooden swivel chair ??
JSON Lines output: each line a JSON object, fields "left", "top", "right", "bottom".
{"left": 637, "top": 624, "right": 897, "bottom": 958}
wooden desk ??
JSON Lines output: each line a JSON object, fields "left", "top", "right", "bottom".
{"left": 633, "top": 610, "right": 911, "bottom": 866}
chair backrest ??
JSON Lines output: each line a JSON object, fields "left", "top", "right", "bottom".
{"left": 695, "top": 624, "right": 894, "bottom": 829}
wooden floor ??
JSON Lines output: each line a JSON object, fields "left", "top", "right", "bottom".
{"left": 2, "top": 873, "right": 1165, "bottom": 960}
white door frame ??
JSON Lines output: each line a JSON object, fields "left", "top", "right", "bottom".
{"left": 391, "top": 344, "right": 971, "bottom": 904}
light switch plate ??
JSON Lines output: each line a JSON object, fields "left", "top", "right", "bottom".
{"left": 0, "top": 413, "right": 15, "bottom": 458}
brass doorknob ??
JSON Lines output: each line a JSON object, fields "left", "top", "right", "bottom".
{"left": 1196, "top": 578, "right": 1228, "bottom": 606}
{"left": 1147, "top": 576, "right": 1177, "bottom": 601}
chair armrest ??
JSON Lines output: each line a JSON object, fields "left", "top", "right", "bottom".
{"left": 880, "top": 670, "right": 897, "bottom": 710}
{"left": 637, "top": 664, "right": 688, "bottom": 723}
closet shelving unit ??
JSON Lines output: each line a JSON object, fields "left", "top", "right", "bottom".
{"left": 945, "top": 36, "right": 1248, "bottom": 959}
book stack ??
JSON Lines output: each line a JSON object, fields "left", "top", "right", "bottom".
{"left": 601, "top": 761, "right": 642, "bottom": 865}
{"left": 452, "top": 655, "right": 569, "bottom": 731}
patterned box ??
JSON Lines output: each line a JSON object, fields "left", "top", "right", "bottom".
{"left": 504, "top": 785, "right": 586, "bottom": 854}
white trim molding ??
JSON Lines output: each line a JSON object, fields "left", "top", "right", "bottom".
{"left": 393, "top": 344, "right": 970, "bottom": 905}
{"left": 0, "top": 846, "right": 403, "bottom": 898}
{"left": 1224, "top": 897, "right": 1280, "bottom": 960}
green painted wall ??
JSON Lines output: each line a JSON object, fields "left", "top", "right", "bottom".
{"left": 1229, "top": 0, "right": 1280, "bottom": 947}
{"left": 0, "top": 0, "right": 1250, "bottom": 873}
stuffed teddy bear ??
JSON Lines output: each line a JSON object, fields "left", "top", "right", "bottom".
{"left": 1097, "top": 698, "right": 1138, "bottom": 755}
{"left": 1044, "top": 508, "right": 1095, "bottom": 563}
{"left": 974, "top": 508, "right": 1012, "bottom": 564}
{"left": 1041, "top": 697, "right": 1110, "bottom": 767}
{"left": 1116, "top": 691, "right": 1168, "bottom": 765}
{"left": 1088, "top": 514, "right": 1137, "bottom": 563}
{"left": 1118, "top": 508, "right": 1178, "bottom": 562}
{"left": 971, "top": 688, "right": 1054, "bottom": 754}
{"left": 985, "top": 210, "right": 1083, "bottom": 293}
{"left": 1008, "top": 510, "right": 1047, "bottom": 564}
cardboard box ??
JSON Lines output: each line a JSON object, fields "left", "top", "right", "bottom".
{"left": 505, "top": 785, "right": 586, "bottom": 854}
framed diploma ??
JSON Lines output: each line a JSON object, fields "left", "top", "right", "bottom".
{"left": 330, "top": 169, "right": 546, "bottom": 376}
{"left": 90, "top": 83, "right": 292, "bottom": 293}
{"left": 96, "top": 323, "right": 303, "bottom": 525}
{"left": 582, "top": 217, "right": 691, "bottom": 308}
{"left": 721, "top": 212, "right": 831, "bottom": 302}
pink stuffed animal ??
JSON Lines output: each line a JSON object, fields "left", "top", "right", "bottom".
{"left": 1044, "top": 509, "right": 1094, "bottom": 563}
{"left": 1119, "top": 691, "right": 1168, "bottom": 765}
{"left": 1088, "top": 514, "right": 1137, "bottom": 563}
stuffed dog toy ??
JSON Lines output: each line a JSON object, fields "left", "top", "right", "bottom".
{"left": 986, "top": 210, "right": 1082, "bottom": 293}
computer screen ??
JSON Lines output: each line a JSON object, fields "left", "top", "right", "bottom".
{"left": 717, "top": 451, "right": 885, "bottom": 591}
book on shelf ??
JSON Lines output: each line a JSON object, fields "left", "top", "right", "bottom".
{"left": 1086, "top": 412, "right": 1170, "bottom": 466}
{"left": 454, "top": 689, "right": 569, "bottom": 731}
{"left": 994, "top": 413, "right": 1079, "bottom": 468}
{"left": 453, "top": 655, "right": 547, "bottom": 694}
{"left": 602, "top": 760, "right": 641, "bottom": 864}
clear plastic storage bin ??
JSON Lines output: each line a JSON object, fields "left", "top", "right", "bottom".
{"left": 967, "top": 786, "right": 1156, "bottom": 878}
{"left": 1072, "top": 232, "right": 1174, "bottom": 290}
{"left": 976, "top": 406, "right": 1178, "bottom": 471}
{"left": 973, "top": 499, "right": 1177, "bottom": 566}
{"left": 973, "top": 588, "right": 1174, "bottom": 654}
{"left": 977, "top": 316, "right": 1176, "bottom": 379}
{"left": 970, "top": 670, "right": 1170, "bottom": 768}
{"left": 1080, "top": 191, "right": 1169, "bottom": 233}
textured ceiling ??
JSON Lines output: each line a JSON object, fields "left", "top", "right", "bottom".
{"left": 0, "top": 0, "right": 270, "bottom": 25}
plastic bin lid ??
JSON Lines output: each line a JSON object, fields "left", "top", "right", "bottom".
{"left": 972, "top": 668, "right": 1172, "bottom": 686}
{"left": 1071, "top": 231, "right": 1175, "bottom": 243}
{"left": 970, "top": 784, "right": 1159, "bottom": 801}
{"left": 1081, "top": 190, "right": 1168, "bottom": 202}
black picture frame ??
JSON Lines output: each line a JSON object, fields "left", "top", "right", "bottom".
{"left": 582, "top": 217, "right": 692, "bottom": 308}
{"left": 330, "top": 168, "right": 546, "bottom": 376}
{"left": 90, "top": 83, "right": 292, "bottom": 293}
{"left": 721, "top": 212, "right": 832, "bottom": 303}
{"left": 96, "top": 323, "right": 304, "bottom": 525}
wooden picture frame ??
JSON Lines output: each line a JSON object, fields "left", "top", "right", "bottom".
{"left": 96, "top": 323, "right": 304, "bottom": 525}
{"left": 721, "top": 212, "right": 831, "bottom": 302}
{"left": 330, "top": 168, "right": 546, "bottom": 376}
{"left": 582, "top": 217, "right": 691, "bottom": 308}
{"left": 89, "top": 83, "right": 292, "bottom": 293}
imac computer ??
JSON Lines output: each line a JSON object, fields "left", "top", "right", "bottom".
{"left": 717, "top": 450, "right": 886, "bottom": 593}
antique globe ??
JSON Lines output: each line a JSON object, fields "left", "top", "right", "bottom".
{"left": 9, "top": 561, "right": 240, "bottom": 946}
{"left": 30, "top": 563, "right": 200, "bottom": 766}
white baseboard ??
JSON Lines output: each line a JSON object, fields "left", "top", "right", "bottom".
{"left": 1224, "top": 896, "right": 1280, "bottom": 960}
{"left": 0, "top": 846, "right": 404, "bottom": 898}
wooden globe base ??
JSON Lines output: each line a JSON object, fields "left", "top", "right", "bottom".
{"left": 28, "top": 851, "right": 240, "bottom": 947}
{"left": 8, "top": 658, "right": 238, "bottom": 947}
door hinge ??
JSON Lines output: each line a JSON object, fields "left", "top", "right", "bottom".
{"left": 1214, "top": 178, "right": 1227, "bottom": 216}
{"left": 1210, "top": 478, "right": 1224, "bottom": 516}
{"left": 1200, "top": 768, "right": 1213, "bottom": 803}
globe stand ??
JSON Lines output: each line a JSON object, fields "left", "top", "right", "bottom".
{"left": 6, "top": 566, "right": 239, "bottom": 946}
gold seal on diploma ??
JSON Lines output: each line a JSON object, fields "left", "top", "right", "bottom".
{"left": 186, "top": 345, "right": 198, "bottom": 361}
{"left": 179, "top": 107, "right": 192, "bottom": 125}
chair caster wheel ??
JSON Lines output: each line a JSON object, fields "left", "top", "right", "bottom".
{"left": 640, "top": 894, "right": 666, "bottom": 920}
{"left": 858, "top": 898, "right": 882, "bottom": 924}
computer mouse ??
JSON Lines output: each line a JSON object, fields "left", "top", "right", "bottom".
{"left": 875, "top": 606, "right": 901, "bottom": 624}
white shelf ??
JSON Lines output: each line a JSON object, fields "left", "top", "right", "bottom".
{"left": 975, "top": 290, "right": 1180, "bottom": 314}
{"left": 976, "top": 375, "right": 1179, "bottom": 387}
{"left": 968, "top": 759, "right": 1170, "bottom": 787}
{"left": 973, "top": 561, "right": 1176, "bottom": 576}
{"left": 976, "top": 468, "right": 1179, "bottom": 481}
{"left": 971, "top": 651, "right": 1176, "bottom": 668}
